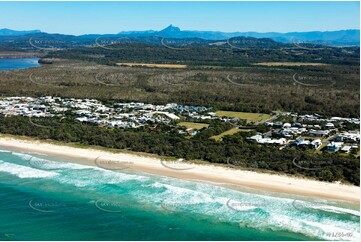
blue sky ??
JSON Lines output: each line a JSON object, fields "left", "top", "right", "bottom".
{"left": 0, "top": 1, "right": 359, "bottom": 35}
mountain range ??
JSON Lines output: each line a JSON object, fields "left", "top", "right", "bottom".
{"left": 0, "top": 25, "right": 359, "bottom": 46}
{"left": 0, "top": 28, "right": 41, "bottom": 36}
{"left": 119, "top": 25, "right": 360, "bottom": 46}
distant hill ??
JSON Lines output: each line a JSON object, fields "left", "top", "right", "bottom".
{"left": 119, "top": 25, "right": 360, "bottom": 47}
{"left": 0, "top": 28, "right": 41, "bottom": 36}
{"left": 0, "top": 26, "right": 359, "bottom": 48}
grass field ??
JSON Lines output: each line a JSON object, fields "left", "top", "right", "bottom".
{"left": 254, "top": 62, "right": 328, "bottom": 67}
{"left": 315, "top": 143, "right": 327, "bottom": 154}
{"left": 211, "top": 127, "right": 252, "bottom": 141}
{"left": 177, "top": 122, "right": 209, "bottom": 130}
{"left": 215, "top": 111, "right": 271, "bottom": 123}
{"left": 116, "top": 63, "right": 187, "bottom": 68}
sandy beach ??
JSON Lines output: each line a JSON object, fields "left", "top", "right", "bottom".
{"left": 0, "top": 136, "right": 359, "bottom": 203}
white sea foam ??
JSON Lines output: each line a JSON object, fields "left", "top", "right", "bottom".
{"left": 11, "top": 152, "right": 33, "bottom": 160}
{"left": 27, "top": 151, "right": 48, "bottom": 157}
{"left": 0, "top": 149, "right": 11, "bottom": 153}
{"left": 293, "top": 199, "right": 360, "bottom": 217}
{"left": 0, "top": 160, "right": 58, "bottom": 178}
{"left": 143, "top": 178, "right": 359, "bottom": 241}
{"left": 1, "top": 149, "right": 359, "bottom": 240}
{"left": 54, "top": 167, "right": 150, "bottom": 187}
{"left": 29, "top": 157, "right": 100, "bottom": 171}
{"left": 232, "top": 201, "right": 360, "bottom": 241}
{"left": 298, "top": 218, "right": 360, "bottom": 241}
{"left": 11, "top": 151, "right": 103, "bottom": 171}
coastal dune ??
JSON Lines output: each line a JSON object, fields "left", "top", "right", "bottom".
{"left": 0, "top": 136, "right": 359, "bottom": 203}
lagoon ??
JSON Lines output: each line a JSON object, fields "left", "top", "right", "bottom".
{"left": 0, "top": 58, "right": 40, "bottom": 71}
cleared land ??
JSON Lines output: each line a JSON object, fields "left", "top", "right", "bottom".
{"left": 215, "top": 111, "right": 271, "bottom": 123}
{"left": 211, "top": 127, "right": 252, "bottom": 141}
{"left": 254, "top": 62, "right": 328, "bottom": 66}
{"left": 177, "top": 122, "right": 209, "bottom": 130}
{"left": 116, "top": 63, "right": 187, "bottom": 68}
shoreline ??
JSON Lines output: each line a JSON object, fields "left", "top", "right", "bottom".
{"left": 0, "top": 136, "right": 359, "bottom": 204}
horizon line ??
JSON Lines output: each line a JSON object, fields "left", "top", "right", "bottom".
{"left": 1, "top": 26, "right": 360, "bottom": 37}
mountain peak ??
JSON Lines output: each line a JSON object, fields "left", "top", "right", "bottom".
{"left": 160, "top": 25, "right": 181, "bottom": 33}
{"left": 0, "top": 28, "right": 41, "bottom": 36}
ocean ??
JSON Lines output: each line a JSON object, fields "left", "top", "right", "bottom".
{"left": 0, "top": 147, "right": 359, "bottom": 241}
{"left": 0, "top": 58, "right": 40, "bottom": 71}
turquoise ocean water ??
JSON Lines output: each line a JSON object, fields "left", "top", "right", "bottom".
{"left": 0, "top": 147, "right": 359, "bottom": 241}
{"left": 0, "top": 58, "right": 40, "bottom": 71}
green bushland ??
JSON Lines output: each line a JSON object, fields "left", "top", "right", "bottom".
{"left": 0, "top": 115, "right": 358, "bottom": 186}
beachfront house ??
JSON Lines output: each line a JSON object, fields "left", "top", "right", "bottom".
{"left": 308, "top": 129, "right": 329, "bottom": 137}
{"left": 327, "top": 142, "right": 343, "bottom": 152}
{"left": 341, "top": 146, "right": 351, "bottom": 153}
{"left": 247, "top": 134, "right": 263, "bottom": 143}
{"left": 283, "top": 123, "right": 291, "bottom": 128}
{"left": 310, "top": 139, "right": 322, "bottom": 150}
{"left": 325, "top": 123, "right": 335, "bottom": 129}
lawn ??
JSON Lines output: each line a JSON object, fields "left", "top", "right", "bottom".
{"left": 177, "top": 122, "right": 209, "bottom": 130}
{"left": 116, "top": 63, "right": 187, "bottom": 68}
{"left": 215, "top": 111, "right": 271, "bottom": 123}
{"left": 254, "top": 62, "right": 328, "bottom": 67}
{"left": 315, "top": 143, "right": 327, "bottom": 154}
{"left": 211, "top": 128, "right": 253, "bottom": 141}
